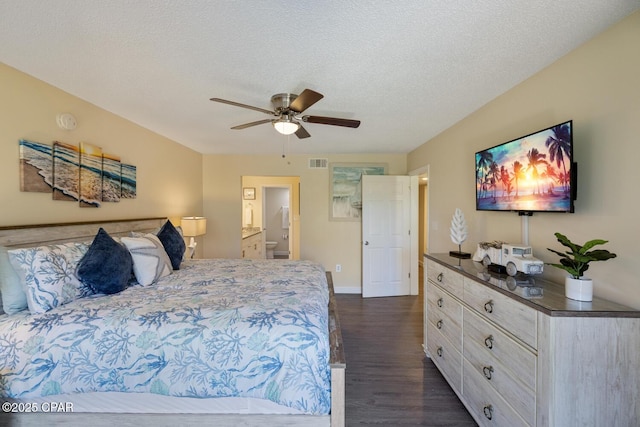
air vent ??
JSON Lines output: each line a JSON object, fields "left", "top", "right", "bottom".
{"left": 308, "top": 158, "right": 328, "bottom": 169}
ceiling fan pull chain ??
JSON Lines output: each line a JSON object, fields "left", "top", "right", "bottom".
{"left": 282, "top": 135, "right": 290, "bottom": 158}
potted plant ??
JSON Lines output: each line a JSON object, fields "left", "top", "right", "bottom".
{"left": 546, "top": 232, "right": 617, "bottom": 301}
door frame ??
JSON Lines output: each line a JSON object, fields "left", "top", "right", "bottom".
{"left": 241, "top": 176, "right": 301, "bottom": 260}
{"left": 409, "top": 165, "right": 430, "bottom": 267}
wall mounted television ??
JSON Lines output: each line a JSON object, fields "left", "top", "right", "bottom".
{"left": 475, "top": 120, "right": 576, "bottom": 214}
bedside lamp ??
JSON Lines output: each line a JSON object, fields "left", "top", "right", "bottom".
{"left": 181, "top": 216, "right": 207, "bottom": 258}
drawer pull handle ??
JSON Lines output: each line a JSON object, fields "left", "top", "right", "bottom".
{"left": 436, "top": 273, "right": 443, "bottom": 282}
{"left": 436, "top": 320, "right": 443, "bottom": 330}
{"left": 436, "top": 347, "right": 443, "bottom": 357}
{"left": 437, "top": 298, "right": 443, "bottom": 308}
{"left": 484, "top": 300, "right": 494, "bottom": 313}
{"left": 483, "top": 365, "right": 494, "bottom": 380}
{"left": 483, "top": 404, "right": 493, "bottom": 420}
{"left": 484, "top": 335, "right": 494, "bottom": 350}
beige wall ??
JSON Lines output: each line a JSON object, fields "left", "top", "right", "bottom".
{"left": 408, "top": 12, "right": 640, "bottom": 308}
{"left": 0, "top": 63, "right": 203, "bottom": 229}
{"left": 203, "top": 154, "right": 407, "bottom": 291}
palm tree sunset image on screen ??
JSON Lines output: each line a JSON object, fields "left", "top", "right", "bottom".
{"left": 475, "top": 121, "right": 575, "bottom": 214}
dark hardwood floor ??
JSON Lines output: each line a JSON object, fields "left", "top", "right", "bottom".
{"left": 335, "top": 272, "right": 477, "bottom": 426}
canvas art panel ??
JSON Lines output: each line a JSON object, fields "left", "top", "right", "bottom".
{"left": 79, "top": 142, "right": 103, "bottom": 208}
{"left": 102, "top": 153, "right": 121, "bottom": 203}
{"left": 121, "top": 164, "right": 137, "bottom": 199}
{"left": 19, "top": 139, "right": 52, "bottom": 193}
{"left": 53, "top": 141, "right": 80, "bottom": 201}
{"left": 329, "top": 163, "right": 387, "bottom": 221}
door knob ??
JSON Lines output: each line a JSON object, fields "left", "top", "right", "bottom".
{"left": 364, "top": 241, "right": 369, "bottom": 245}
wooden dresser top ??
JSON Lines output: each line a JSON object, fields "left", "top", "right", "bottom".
{"left": 425, "top": 253, "right": 640, "bottom": 318}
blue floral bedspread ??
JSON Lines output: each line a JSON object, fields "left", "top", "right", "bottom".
{"left": 0, "top": 259, "right": 331, "bottom": 414}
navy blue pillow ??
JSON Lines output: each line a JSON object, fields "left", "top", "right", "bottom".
{"left": 157, "top": 220, "right": 186, "bottom": 270}
{"left": 76, "top": 228, "right": 133, "bottom": 295}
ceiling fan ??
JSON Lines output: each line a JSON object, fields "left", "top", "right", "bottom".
{"left": 210, "top": 89, "right": 360, "bottom": 139}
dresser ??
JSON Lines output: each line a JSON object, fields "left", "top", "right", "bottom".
{"left": 424, "top": 253, "right": 640, "bottom": 427}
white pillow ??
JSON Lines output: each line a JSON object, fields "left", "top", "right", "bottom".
{"left": 121, "top": 234, "right": 172, "bottom": 286}
{"left": 8, "top": 242, "right": 90, "bottom": 314}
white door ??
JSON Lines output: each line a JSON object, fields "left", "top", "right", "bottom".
{"left": 362, "top": 175, "right": 413, "bottom": 297}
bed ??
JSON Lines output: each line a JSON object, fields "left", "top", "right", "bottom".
{"left": 0, "top": 218, "right": 345, "bottom": 427}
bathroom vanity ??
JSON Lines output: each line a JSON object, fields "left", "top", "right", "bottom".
{"left": 424, "top": 253, "right": 640, "bottom": 426}
{"left": 241, "top": 228, "right": 263, "bottom": 259}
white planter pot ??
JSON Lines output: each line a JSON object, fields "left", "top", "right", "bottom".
{"left": 565, "top": 277, "right": 593, "bottom": 302}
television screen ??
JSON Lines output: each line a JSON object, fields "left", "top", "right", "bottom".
{"left": 475, "top": 120, "right": 575, "bottom": 213}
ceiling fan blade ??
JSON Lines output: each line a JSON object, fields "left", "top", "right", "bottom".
{"left": 303, "top": 115, "right": 361, "bottom": 128}
{"left": 289, "top": 89, "right": 324, "bottom": 113}
{"left": 295, "top": 125, "right": 311, "bottom": 139}
{"left": 210, "top": 98, "right": 275, "bottom": 116}
{"left": 231, "top": 119, "right": 273, "bottom": 130}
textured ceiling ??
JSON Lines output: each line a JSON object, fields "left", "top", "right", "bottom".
{"left": 1, "top": 1, "right": 638, "bottom": 155}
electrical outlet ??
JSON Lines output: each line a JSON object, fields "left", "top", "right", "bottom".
{"left": 335, "top": 264, "right": 342, "bottom": 272}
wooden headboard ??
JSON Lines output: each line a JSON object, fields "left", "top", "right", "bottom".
{"left": 0, "top": 217, "right": 167, "bottom": 249}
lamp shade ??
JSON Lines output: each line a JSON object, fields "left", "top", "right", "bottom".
{"left": 181, "top": 217, "right": 207, "bottom": 237}
{"left": 273, "top": 119, "right": 300, "bottom": 135}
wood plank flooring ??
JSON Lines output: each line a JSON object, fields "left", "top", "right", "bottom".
{"left": 335, "top": 278, "right": 476, "bottom": 426}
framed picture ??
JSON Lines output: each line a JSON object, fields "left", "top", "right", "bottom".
{"left": 243, "top": 187, "right": 256, "bottom": 200}
{"left": 329, "top": 163, "right": 387, "bottom": 221}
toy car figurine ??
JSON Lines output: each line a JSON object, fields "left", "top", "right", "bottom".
{"left": 473, "top": 241, "right": 544, "bottom": 276}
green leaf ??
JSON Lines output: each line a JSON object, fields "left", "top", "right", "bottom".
{"left": 585, "top": 249, "right": 617, "bottom": 261}
{"left": 554, "top": 232, "right": 579, "bottom": 253}
{"left": 580, "top": 239, "right": 609, "bottom": 253}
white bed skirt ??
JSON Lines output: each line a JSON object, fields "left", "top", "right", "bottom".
{"left": 1, "top": 394, "right": 330, "bottom": 427}
{"left": 4, "top": 392, "right": 304, "bottom": 414}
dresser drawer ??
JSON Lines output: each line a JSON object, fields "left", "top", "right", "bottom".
{"left": 464, "top": 277, "right": 537, "bottom": 349}
{"left": 427, "top": 282, "right": 463, "bottom": 353}
{"left": 426, "top": 259, "right": 463, "bottom": 299}
{"left": 427, "top": 321, "right": 462, "bottom": 394}
{"left": 464, "top": 309, "right": 536, "bottom": 424}
{"left": 463, "top": 359, "right": 529, "bottom": 427}
{"left": 463, "top": 308, "right": 536, "bottom": 389}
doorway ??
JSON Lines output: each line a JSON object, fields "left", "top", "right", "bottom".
{"left": 411, "top": 165, "right": 429, "bottom": 292}
{"left": 241, "top": 176, "right": 300, "bottom": 260}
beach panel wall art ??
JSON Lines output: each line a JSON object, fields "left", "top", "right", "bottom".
{"left": 102, "top": 154, "right": 121, "bottom": 203}
{"left": 79, "top": 142, "right": 103, "bottom": 208}
{"left": 121, "top": 164, "right": 137, "bottom": 199}
{"left": 19, "top": 139, "right": 53, "bottom": 193}
{"left": 52, "top": 141, "right": 80, "bottom": 201}
{"left": 17, "top": 139, "right": 136, "bottom": 208}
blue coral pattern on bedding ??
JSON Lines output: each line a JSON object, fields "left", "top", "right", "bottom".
{"left": 0, "top": 259, "right": 331, "bottom": 414}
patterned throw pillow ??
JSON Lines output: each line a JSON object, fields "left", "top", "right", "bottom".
{"left": 157, "top": 220, "right": 186, "bottom": 270}
{"left": 76, "top": 228, "right": 133, "bottom": 295}
{"left": 121, "top": 234, "right": 172, "bottom": 286}
{"left": 8, "top": 242, "right": 91, "bottom": 314}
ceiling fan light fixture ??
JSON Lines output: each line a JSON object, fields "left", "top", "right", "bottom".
{"left": 273, "top": 118, "right": 300, "bottom": 135}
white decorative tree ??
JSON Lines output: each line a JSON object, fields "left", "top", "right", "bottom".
{"left": 449, "top": 208, "right": 470, "bottom": 258}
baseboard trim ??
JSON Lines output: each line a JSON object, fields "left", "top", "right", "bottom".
{"left": 334, "top": 286, "right": 361, "bottom": 294}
